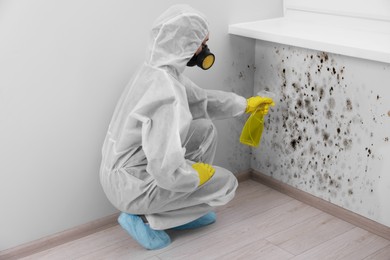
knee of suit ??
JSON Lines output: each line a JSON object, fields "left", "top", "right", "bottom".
{"left": 207, "top": 167, "right": 238, "bottom": 206}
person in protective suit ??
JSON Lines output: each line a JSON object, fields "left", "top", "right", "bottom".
{"left": 99, "top": 4, "right": 271, "bottom": 250}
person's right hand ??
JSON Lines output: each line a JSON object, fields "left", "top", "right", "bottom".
{"left": 192, "top": 162, "right": 215, "bottom": 186}
{"left": 246, "top": 96, "right": 275, "bottom": 114}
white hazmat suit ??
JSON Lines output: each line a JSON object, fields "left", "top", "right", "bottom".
{"left": 100, "top": 5, "right": 247, "bottom": 230}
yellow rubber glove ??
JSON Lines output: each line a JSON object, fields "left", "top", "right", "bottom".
{"left": 246, "top": 96, "right": 275, "bottom": 114}
{"left": 192, "top": 162, "right": 215, "bottom": 186}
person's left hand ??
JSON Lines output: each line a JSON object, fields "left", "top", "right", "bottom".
{"left": 192, "top": 162, "right": 215, "bottom": 186}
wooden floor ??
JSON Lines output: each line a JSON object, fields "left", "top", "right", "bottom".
{"left": 22, "top": 180, "right": 390, "bottom": 260}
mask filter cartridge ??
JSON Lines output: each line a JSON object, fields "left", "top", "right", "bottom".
{"left": 187, "top": 45, "right": 215, "bottom": 70}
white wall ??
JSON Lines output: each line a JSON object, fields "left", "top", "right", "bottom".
{"left": 285, "top": 0, "right": 390, "bottom": 21}
{"left": 0, "top": 0, "right": 282, "bottom": 251}
{"left": 253, "top": 41, "right": 390, "bottom": 227}
{"left": 249, "top": 0, "right": 390, "bottom": 229}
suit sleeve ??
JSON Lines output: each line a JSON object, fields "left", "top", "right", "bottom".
{"left": 131, "top": 83, "right": 199, "bottom": 192}
{"left": 182, "top": 76, "right": 247, "bottom": 120}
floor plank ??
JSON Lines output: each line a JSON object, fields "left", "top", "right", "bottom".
{"left": 291, "top": 227, "right": 390, "bottom": 260}
{"left": 266, "top": 211, "right": 355, "bottom": 255}
{"left": 363, "top": 244, "right": 390, "bottom": 260}
{"left": 243, "top": 201, "right": 322, "bottom": 239}
{"left": 216, "top": 239, "right": 294, "bottom": 260}
{"left": 216, "top": 188, "right": 294, "bottom": 226}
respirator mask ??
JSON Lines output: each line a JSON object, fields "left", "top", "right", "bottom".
{"left": 187, "top": 45, "right": 215, "bottom": 70}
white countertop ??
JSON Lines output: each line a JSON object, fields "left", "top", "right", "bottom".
{"left": 229, "top": 7, "right": 390, "bottom": 64}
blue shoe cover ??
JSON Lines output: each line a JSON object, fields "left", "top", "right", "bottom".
{"left": 172, "top": 212, "right": 216, "bottom": 230}
{"left": 118, "top": 213, "right": 171, "bottom": 250}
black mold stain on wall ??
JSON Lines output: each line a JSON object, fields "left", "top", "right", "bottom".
{"left": 258, "top": 46, "right": 384, "bottom": 205}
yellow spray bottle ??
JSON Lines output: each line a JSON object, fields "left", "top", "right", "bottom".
{"left": 240, "top": 92, "right": 275, "bottom": 147}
